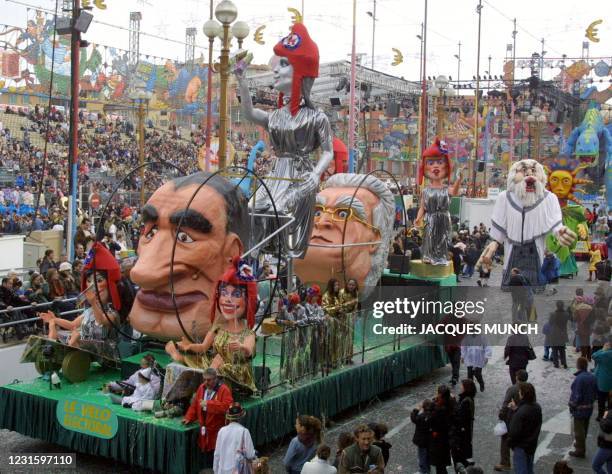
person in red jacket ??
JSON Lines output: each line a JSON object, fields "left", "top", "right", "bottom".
{"left": 182, "top": 368, "right": 234, "bottom": 467}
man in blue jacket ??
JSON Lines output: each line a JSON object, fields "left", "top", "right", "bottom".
{"left": 569, "top": 356, "right": 598, "bottom": 458}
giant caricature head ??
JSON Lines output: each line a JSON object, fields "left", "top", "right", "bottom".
{"left": 545, "top": 160, "right": 591, "bottom": 206}
{"left": 295, "top": 174, "right": 395, "bottom": 299}
{"left": 129, "top": 172, "right": 249, "bottom": 340}
{"left": 507, "top": 159, "right": 547, "bottom": 207}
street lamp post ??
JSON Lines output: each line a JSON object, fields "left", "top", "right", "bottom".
{"left": 202, "top": 3, "right": 220, "bottom": 173}
{"left": 454, "top": 42, "right": 461, "bottom": 89}
{"left": 527, "top": 107, "right": 547, "bottom": 161}
{"left": 130, "top": 88, "right": 152, "bottom": 207}
{"left": 434, "top": 75, "right": 449, "bottom": 137}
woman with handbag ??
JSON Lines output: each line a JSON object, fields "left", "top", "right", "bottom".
{"left": 213, "top": 403, "right": 255, "bottom": 474}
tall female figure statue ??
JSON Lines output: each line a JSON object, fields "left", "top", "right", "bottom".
{"left": 234, "top": 21, "right": 333, "bottom": 259}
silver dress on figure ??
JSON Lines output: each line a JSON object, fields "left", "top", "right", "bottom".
{"left": 421, "top": 187, "right": 451, "bottom": 265}
{"left": 253, "top": 106, "right": 332, "bottom": 259}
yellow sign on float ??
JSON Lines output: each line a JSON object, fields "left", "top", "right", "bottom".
{"left": 56, "top": 399, "right": 118, "bottom": 439}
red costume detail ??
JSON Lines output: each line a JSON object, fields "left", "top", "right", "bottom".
{"left": 81, "top": 242, "right": 122, "bottom": 310}
{"left": 332, "top": 137, "right": 348, "bottom": 173}
{"left": 273, "top": 22, "right": 319, "bottom": 116}
{"left": 184, "top": 382, "right": 234, "bottom": 452}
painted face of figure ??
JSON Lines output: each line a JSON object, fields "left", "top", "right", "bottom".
{"left": 295, "top": 187, "right": 380, "bottom": 290}
{"left": 218, "top": 283, "right": 246, "bottom": 321}
{"left": 129, "top": 181, "right": 242, "bottom": 340}
{"left": 548, "top": 170, "right": 573, "bottom": 200}
{"left": 271, "top": 56, "right": 294, "bottom": 95}
{"left": 85, "top": 273, "right": 109, "bottom": 305}
{"left": 424, "top": 156, "right": 448, "bottom": 181}
{"left": 347, "top": 279, "right": 357, "bottom": 292}
{"left": 508, "top": 159, "right": 546, "bottom": 206}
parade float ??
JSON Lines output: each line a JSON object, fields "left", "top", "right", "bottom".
{"left": 0, "top": 17, "right": 446, "bottom": 474}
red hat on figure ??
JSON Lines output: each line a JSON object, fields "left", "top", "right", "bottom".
{"left": 418, "top": 138, "right": 451, "bottom": 185}
{"left": 273, "top": 22, "right": 319, "bottom": 116}
{"left": 81, "top": 242, "right": 122, "bottom": 310}
{"left": 332, "top": 137, "right": 348, "bottom": 173}
{"left": 210, "top": 256, "right": 257, "bottom": 329}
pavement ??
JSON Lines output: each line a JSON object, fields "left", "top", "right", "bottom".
{"left": 0, "top": 261, "right": 607, "bottom": 474}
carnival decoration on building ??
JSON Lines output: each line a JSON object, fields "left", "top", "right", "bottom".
{"left": 545, "top": 160, "right": 591, "bottom": 277}
{"left": 585, "top": 19, "right": 603, "bottom": 43}
{"left": 295, "top": 173, "right": 395, "bottom": 299}
{"left": 253, "top": 25, "right": 266, "bottom": 45}
{"left": 391, "top": 48, "right": 403, "bottom": 66}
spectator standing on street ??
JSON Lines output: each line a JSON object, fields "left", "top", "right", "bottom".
{"left": 548, "top": 300, "right": 570, "bottom": 369}
{"left": 573, "top": 294, "right": 594, "bottom": 360}
{"left": 507, "top": 382, "right": 542, "bottom": 474}
{"left": 593, "top": 342, "right": 612, "bottom": 420}
{"left": 541, "top": 250, "right": 560, "bottom": 295}
{"left": 495, "top": 369, "right": 529, "bottom": 472}
{"left": 568, "top": 356, "right": 598, "bottom": 458}
{"left": 411, "top": 399, "right": 433, "bottom": 474}
{"left": 460, "top": 332, "right": 491, "bottom": 392}
{"left": 213, "top": 403, "right": 255, "bottom": 474}
{"left": 332, "top": 432, "right": 354, "bottom": 470}
{"left": 504, "top": 332, "right": 534, "bottom": 384}
{"left": 429, "top": 385, "right": 455, "bottom": 474}
{"left": 450, "top": 379, "right": 476, "bottom": 470}
{"left": 338, "top": 424, "right": 385, "bottom": 474}
{"left": 39, "top": 249, "right": 57, "bottom": 275}
{"left": 368, "top": 423, "right": 391, "bottom": 467}
{"left": 592, "top": 407, "right": 612, "bottom": 474}
{"left": 283, "top": 415, "right": 322, "bottom": 474}
{"left": 301, "top": 445, "right": 337, "bottom": 474}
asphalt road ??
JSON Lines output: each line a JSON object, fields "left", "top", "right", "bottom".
{"left": 0, "top": 261, "right": 607, "bottom": 474}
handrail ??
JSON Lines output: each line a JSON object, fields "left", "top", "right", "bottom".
{"left": 0, "top": 297, "right": 78, "bottom": 314}
{"left": 0, "top": 305, "right": 84, "bottom": 329}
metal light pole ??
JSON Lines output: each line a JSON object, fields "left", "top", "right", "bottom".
{"left": 420, "top": 0, "right": 428, "bottom": 158}
{"left": 471, "top": 0, "right": 483, "bottom": 197}
{"left": 67, "top": 0, "right": 81, "bottom": 261}
{"left": 203, "top": 1, "right": 216, "bottom": 172}
{"left": 348, "top": 0, "right": 357, "bottom": 172}
{"left": 508, "top": 18, "right": 517, "bottom": 171}
{"left": 137, "top": 100, "right": 145, "bottom": 206}
{"left": 454, "top": 42, "right": 461, "bottom": 89}
{"left": 370, "top": 0, "right": 377, "bottom": 69}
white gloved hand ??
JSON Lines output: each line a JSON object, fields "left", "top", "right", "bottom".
{"left": 556, "top": 226, "right": 576, "bottom": 247}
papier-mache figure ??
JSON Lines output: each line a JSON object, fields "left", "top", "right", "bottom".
{"left": 545, "top": 160, "right": 590, "bottom": 277}
{"left": 415, "top": 139, "right": 463, "bottom": 266}
{"left": 481, "top": 159, "right": 576, "bottom": 288}
{"left": 40, "top": 242, "right": 120, "bottom": 353}
{"left": 165, "top": 257, "right": 257, "bottom": 396}
{"left": 234, "top": 18, "right": 333, "bottom": 258}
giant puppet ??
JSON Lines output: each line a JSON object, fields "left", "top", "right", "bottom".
{"left": 481, "top": 159, "right": 576, "bottom": 288}
{"left": 128, "top": 172, "right": 249, "bottom": 341}
{"left": 545, "top": 160, "right": 590, "bottom": 277}
{"left": 414, "top": 139, "right": 463, "bottom": 266}
{"left": 295, "top": 173, "right": 395, "bottom": 299}
{"left": 234, "top": 19, "right": 333, "bottom": 259}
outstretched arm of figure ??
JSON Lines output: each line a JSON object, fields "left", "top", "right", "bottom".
{"left": 235, "top": 68, "right": 269, "bottom": 128}
{"left": 40, "top": 311, "right": 81, "bottom": 331}
{"left": 481, "top": 240, "right": 499, "bottom": 265}
{"left": 449, "top": 167, "right": 465, "bottom": 197}
{"left": 238, "top": 333, "right": 256, "bottom": 358}
{"left": 178, "top": 330, "right": 215, "bottom": 353}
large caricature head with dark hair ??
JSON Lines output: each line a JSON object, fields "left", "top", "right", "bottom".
{"left": 129, "top": 172, "right": 249, "bottom": 340}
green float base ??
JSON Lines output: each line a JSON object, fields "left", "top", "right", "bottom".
{"left": 383, "top": 269, "right": 458, "bottom": 287}
{"left": 0, "top": 341, "right": 445, "bottom": 474}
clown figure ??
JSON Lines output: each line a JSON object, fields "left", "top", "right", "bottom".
{"left": 415, "top": 139, "right": 463, "bottom": 265}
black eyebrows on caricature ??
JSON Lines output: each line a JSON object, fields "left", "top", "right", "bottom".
{"left": 169, "top": 209, "right": 213, "bottom": 234}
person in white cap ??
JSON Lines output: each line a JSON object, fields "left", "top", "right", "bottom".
{"left": 111, "top": 368, "right": 157, "bottom": 411}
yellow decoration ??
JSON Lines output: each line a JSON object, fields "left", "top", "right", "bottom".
{"left": 94, "top": 0, "right": 107, "bottom": 10}
{"left": 253, "top": 25, "right": 266, "bottom": 45}
{"left": 410, "top": 260, "right": 454, "bottom": 279}
{"left": 545, "top": 164, "right": 591, "bottom": 205}
{"left": 287, "top": 7, "right": 303, "bottom": 25}
{"left": 81, "top": 0, "right": 91, "bottom": 7}
{"left": 391, "top": 48, "right": 403, "bottom": 66}
{"left": 585, "top": 19, "right": 603, "bottom": 43}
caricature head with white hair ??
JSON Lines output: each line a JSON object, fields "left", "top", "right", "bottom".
{"left": 295, "top": 173, "right": 395, "bottom": 299}
{"left": 507, "top": 159, "right": 547, "bottom": 207}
